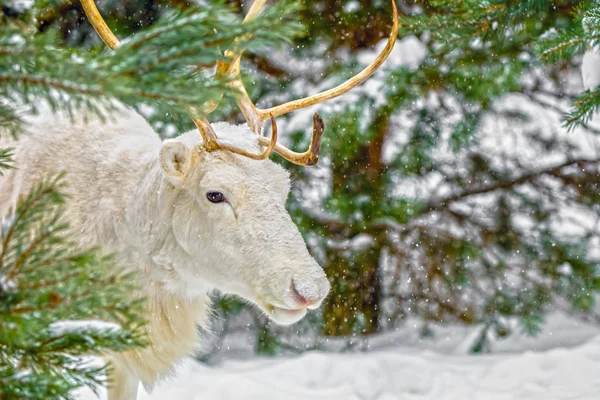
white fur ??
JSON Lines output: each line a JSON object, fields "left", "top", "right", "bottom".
{"left": 0, "top": 105, "right": 330, "bottom": 399}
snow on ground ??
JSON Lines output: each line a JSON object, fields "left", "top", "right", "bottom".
{"left": 77, "top": 313, "right": 600, "bottom": 400}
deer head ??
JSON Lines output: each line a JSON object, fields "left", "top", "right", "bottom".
{"left": 81, "top": 0, "right": 398, "bottom": 325}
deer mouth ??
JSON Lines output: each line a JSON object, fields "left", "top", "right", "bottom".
{"left": 254, "top": 275, "right": 329, "bottom": 325}
{"left": 259, "top": 301, "right": 308, "bottom": 325}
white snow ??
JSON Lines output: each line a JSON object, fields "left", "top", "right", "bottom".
{"left": 50, "top": 320, "right": 121, "bottom": 335}
{"left": 0, "top": 274, "right": 16, "bottom": 292}
{"left": 76, "top": 313, "right": 600, "bottom": 400}
{"left": 360, "top": 36, "right": 427, "bottom": 71}
{"left": 6, "top": 0, "right": 34, "bottom": 13}
{"left": 343, "top": 1, "right": 361, "bottom": 13}
{"left": 582, "top": 46, "right": 600, "bottom": 90}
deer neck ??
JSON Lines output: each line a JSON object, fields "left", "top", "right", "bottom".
{"left": 117, "top": 157, "right": 208, "bottom": 297}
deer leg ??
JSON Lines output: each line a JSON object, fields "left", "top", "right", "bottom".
{"left": 106, "top": 356, "right": 139, "bottom": 400}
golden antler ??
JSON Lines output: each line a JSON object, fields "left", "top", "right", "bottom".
{"left": 81, "top": 0, "right": 399, "bottom": 166}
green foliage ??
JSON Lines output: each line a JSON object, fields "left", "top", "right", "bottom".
{"left": 536, "top": 1, "right": 600, "bottom": 129}
{"left": 449, "top": 112, "right": 481, "bottom": 152}
{"left": 564, "top": 87, "right": 600, "bottom": 128}
{"left": 217, "top": 297, "right": 245, "bottom": 316}
{"left": 256, "top": 326, "right": 282, "bottom": 356}
{"left": 0, "top": 177, "right": 146, "bottom": 399}
{"left": 0, "top": 146, "right": 13, "bottom": 172}
{"left": 470, "top": 325, "right": 491, "bottom": 354}
{"left": 0, "top": 0, "right": 303, "bottom": 137}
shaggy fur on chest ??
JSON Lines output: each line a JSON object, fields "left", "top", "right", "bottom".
{"left": 113, "top": 287, "right": 210, "bottom": 389}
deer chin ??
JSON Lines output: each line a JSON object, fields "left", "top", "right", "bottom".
{"left": 268, "top": 305, "right": 308, "bottom": 325}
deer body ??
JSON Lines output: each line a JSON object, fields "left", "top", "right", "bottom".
{"left": 0, "top": 106, "right": 330, "bottom": 398}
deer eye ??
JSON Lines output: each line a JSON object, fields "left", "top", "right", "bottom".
{"left": 206, "top": 191, "right": 226, "bottom": 204}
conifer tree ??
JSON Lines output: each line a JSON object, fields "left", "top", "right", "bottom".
{"left": 0, "top": 172, "right": 146, "bottom": 399}
{"left": 537, "top": 0, "right": 600, "bottom": 127}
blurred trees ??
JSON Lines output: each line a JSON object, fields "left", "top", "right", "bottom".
{"left": 289, "top": 0, "right": 600, "bottom": 349}
{"left": 271, "top": 0, "right": 600, "bottom": 351}
{"left": 2, "top": 0, "right": 600, "bottom": 357}
{"left": 286, "top": 1, "right": 600, "bottom": 351}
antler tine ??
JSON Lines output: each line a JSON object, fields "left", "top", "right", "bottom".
{"left": 229, "top": 0, "right": 398, "bottom": 165}
{"left": 208, "top": 0, "right": 267, "bottom": 119}
{"left": 258, "top": 113, "right": 324, "bottom": 166}
{"left": 242, "top": 0, "right": 269, "bottom": 25}
{"left": 249, "top": 0, "right": 398, "bottom": 166}
{"left": 211, "top": 0, "right": 267, "bottom": 133}
{"left": 227, "top": 0, "right": 399, "bottom": 135}
{"left": 198, "top": 114, "right": 278, "bottom": 160}
{"left": 258, "top": 0, "right": 399, "bottom": 124}
{"left": 81, "top": 0, "right": 120, "bottom": 50}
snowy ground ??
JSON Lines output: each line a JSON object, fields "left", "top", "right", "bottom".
{"left": 77, "top": 313, "right": 600, "bottom": 400}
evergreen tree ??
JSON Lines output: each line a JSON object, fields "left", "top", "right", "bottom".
{"left": 0, "top": 173, "right": 146, "bottom": 399}
{"left": 537, "top": 0, "right": 600, "bottom": 127}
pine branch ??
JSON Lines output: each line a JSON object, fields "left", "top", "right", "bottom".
{"left": 565, "top": 89, "right": 600, "bottom": 130}
{"left": 0, "top": 176, "right": 146, "bottom": 399}
{"left": 0, "top": 146, "right": 13, "bottom": 173}
{"left": 0, "top": 176, "right": 64, "bottom": 267}
{"left": 427, "top": 159, "right": 598, "bottom": 210}
{"left": 0, "top": 105, "right": 22, "bottom": 138}
{"left": 0, "top": 1, "right": 304, "bottom": 134}
{"left": 536, "top": 29, "right": 588, "bottom": 63}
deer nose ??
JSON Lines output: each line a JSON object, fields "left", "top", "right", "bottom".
{"left": 291, "top": 277, "right": 329, "bottom": 309}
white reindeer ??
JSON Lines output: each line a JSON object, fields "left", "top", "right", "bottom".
{"left": 0, "top": 0, "right": 398, "bottom": 399}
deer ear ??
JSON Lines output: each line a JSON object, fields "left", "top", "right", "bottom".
{"left": 160, "top": 139, "right": 195, "bottom": 186}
